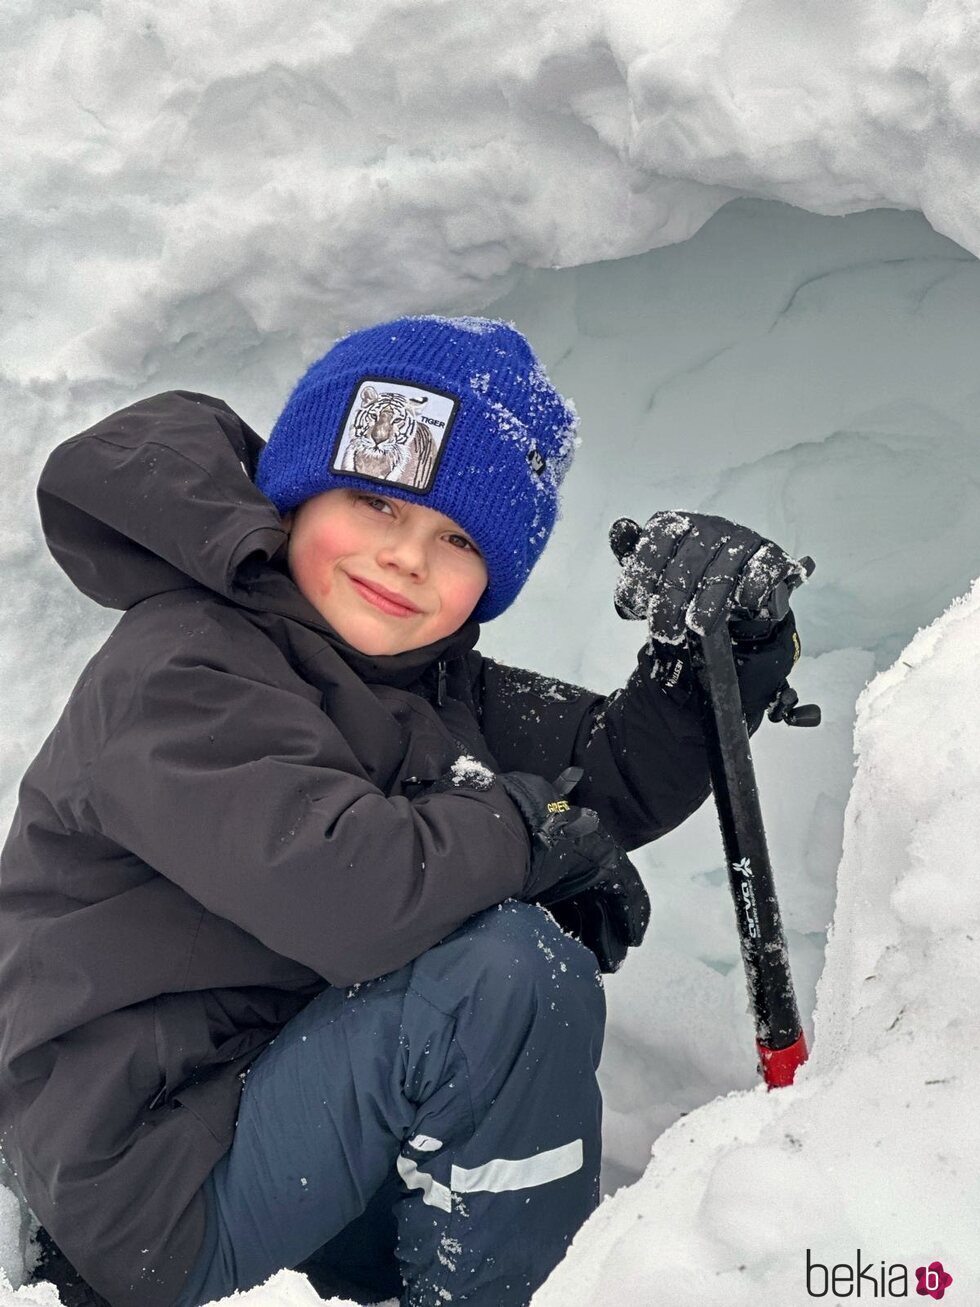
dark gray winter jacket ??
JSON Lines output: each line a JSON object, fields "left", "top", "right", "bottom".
{"left": 0, "top": 391, "right": 721, "bottom": 1307}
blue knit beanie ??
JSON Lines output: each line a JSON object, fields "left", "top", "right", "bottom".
{"left": 256, "top": 315, "right": 578, "bottom": 622}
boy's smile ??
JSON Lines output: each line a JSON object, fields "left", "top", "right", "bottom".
{"left": 284, "top": 488, "right": 488, "bottom": 655}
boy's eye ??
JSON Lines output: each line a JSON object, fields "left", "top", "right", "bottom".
{"left": 357, "top": 494, "right": 394, "bottom": 514}
{"left": 448, "top": 533, "right": 479, "bottom": 554}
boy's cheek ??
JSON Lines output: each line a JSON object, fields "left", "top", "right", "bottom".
{"left": 447, "top": 579, "right": 486, "bottom": 628}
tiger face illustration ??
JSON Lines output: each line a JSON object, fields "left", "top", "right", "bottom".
{"left": 340, "top": 385, "right": 438, "bottom": 490}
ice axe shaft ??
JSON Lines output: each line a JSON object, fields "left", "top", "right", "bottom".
{"left": 690, "top": 622, "right": 808, "bottom": 1089}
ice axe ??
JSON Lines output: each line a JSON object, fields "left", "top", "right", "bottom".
{"left": 689, "top": 560, "right": 819, "bottom": 1089}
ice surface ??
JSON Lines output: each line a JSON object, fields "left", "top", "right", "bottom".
{"left": 3, "top": 1, "right": 980, "bottom": 1303}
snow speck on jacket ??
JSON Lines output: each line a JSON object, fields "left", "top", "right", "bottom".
{"left": 0, "top": 391, "right": 715, "bottom": 1307}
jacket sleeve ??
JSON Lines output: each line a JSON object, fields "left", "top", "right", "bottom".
{"left": 87, "top": 651, "right": 531, "bottom": 988}
{"left": 470, "top": 639, "right": 783, "bottom": 853}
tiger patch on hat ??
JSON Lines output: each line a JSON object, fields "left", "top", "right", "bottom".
{"left": 331, "top": 378, "right": 459, "bottom": 494}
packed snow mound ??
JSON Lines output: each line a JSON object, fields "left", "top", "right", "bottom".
{"left": 5, "top": 0, "right": 980, "bottom": 379}
{"left": 201, "top": 1269, "right": 362, "bottom": 1306}
{"left": 532, "top": 578, "right": 980, "bottom": 1305}
{"left": 0, "top": 1267, "right": 349, "bottom": 1306}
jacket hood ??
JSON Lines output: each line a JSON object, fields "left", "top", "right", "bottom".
{"left": 37, "top": 390, "right": 480, "bottom": 682}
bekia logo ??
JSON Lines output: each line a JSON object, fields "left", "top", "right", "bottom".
{"left": 916, "top": 1263, "right": 954, "bottom": 1299}
{"left": 806, "top": 1250, "right": 953, "bottom": 1299}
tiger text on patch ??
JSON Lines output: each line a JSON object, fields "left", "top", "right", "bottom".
{"left": 331, "top": 377, "right": 460, "bottom": 494}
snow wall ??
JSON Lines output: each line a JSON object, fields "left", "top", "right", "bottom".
{"left": 3, "top": 1, "right": 980, "bottom": 1302}
{"left": 534, "top": 578, "right": 980, "bottom": 1305}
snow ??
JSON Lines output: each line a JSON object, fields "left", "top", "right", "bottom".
{"left": 0, "top": 1279, "right": 61, "bottom": 1307}
{"left": 0, "top": 1192, "right": 29, "bottom": 1298}
{"left": 204, "top": 1271, "right": 355, "bottom": 1306}
{"left": 2, "top": 1, "right": 980, "bottom": 1304}
{"left": 6, "top": 0, "right": 980, "bottom": 384}
{"left": 535, "top": 580, "right": 980, "bottom": 1306}
{"left": 447, "top": 754, "right": 495, "bottom": 791}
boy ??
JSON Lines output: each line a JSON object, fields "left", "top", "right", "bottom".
{"left": 0, "top": 317, "right": 801, "bottom": 1307}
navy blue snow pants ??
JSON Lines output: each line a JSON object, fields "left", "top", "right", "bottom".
{"left": 176, "top": 900, "right": 606, "bottom": 1307}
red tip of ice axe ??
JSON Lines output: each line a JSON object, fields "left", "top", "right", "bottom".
{"left": 757, "top": 1031, "right": 809, "bottom": 1089}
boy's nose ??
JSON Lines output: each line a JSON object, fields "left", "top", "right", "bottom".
{"left": 376, "top": 527, "right": 428, "bottom": 578}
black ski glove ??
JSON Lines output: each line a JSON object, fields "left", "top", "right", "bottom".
{"left": 609, "top": 510, "right": 808, "bottom": 637}
{"left": 728, "top": 609, "right": 802, "bottom": 718}
{"left": 610, "top": 510, "right": 808, "bottom": 716}
{"left": 499, "top": 768, "right": 651, "bottom": 973}
{"left": 640, "top": 608, "right": 802, "bottom": 717}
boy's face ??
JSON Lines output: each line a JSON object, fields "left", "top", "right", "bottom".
{"left": 284, "top": 489, "right": 488, "bottom": 655}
